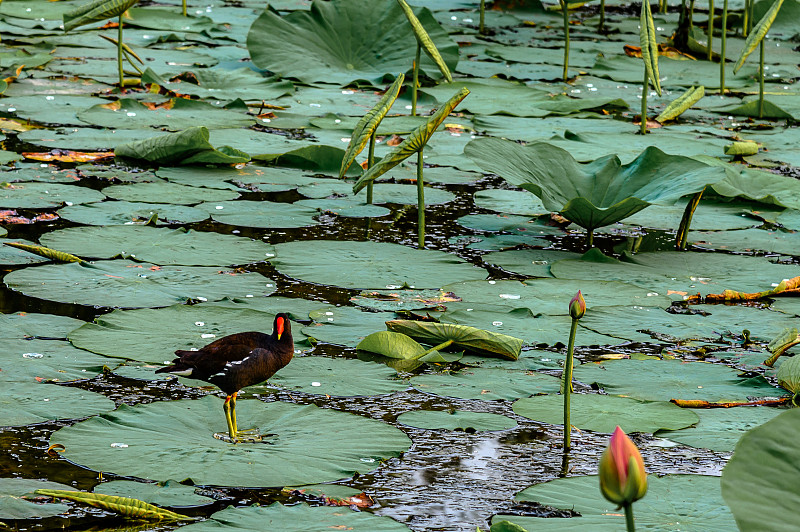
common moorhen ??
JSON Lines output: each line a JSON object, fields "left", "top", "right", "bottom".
{"left": 156, "top": 313, "right": 294, "bottom": 443}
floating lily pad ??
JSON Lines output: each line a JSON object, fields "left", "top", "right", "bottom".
{"left": 1, "top": 339, "right": 110, "bottom": 383}
{"left": 460, "top": 349, "right": 569, "bottom": 371}
{"left": 180, "top": 502, "right": 410, "bottom": 531}
{"left": 0, "top": 478, "right": 72, "bottom": 519}
{"left": 0, "top": 312, "right": 84, "bottom": 339}
{"left": 656, "top": 406, "right": 784, "bottom": 452}
{"left": 0, "top": 182, "right": 105, "bottom": 208}
{"left": 5, "top": 260, "right": 276, "bottom": 309}
{"left": 195, "top": 200, "right": 320, "bottom": 228}
{"left": 442, "top": 279, "right": 669, "bottom": 314}
{"left": 296, "top": 197, "right": 391, "bottom": 218}
{"left": 721, "top": 408, "right": 800, "bottom": 532}
{"left": 257, "top": 356, "right": 407, "bottom": 396}
{"left": 512, "top": 394, "right": 699, "bottom": 434}
{"left": 93, "top": 480, "right": 215, "bottom": 508}
{"left": 551, "top": 250, "right": 800, "bottom": 299}
{"left": 574, "top": 358, "right": 783, "bottom": 402}
{"left": 411, "top": 367, "right": 560, "bottom": 400}
{"left": 623, "top": 200, "right": 769, "bottom": 231}
{"left": 690, "top": 227, "right": 800, "bottom": 255}
{"left": 496, "top": 475, "right": 736, "bottom": 530}
{"left": 58, "top": 201, "right": 209, "bottom": 226}
{"left": 102, "top": 182, "right": 239, "bottom": 205}
{"left": 51, "top": 396, "right": 411, "bottom": 487}
{"left": 396, "top": 410, "right": 516, "bottom": 431}
{"left": 351, "top": 288, "right": 458, "bottom": 311}
{"left": 272, "top": 241, "right": 487, "bottom": 289}
{"left": 78, "top": 98, "right": 254, "bottom": 131}
{"left": 483, "top": 249, "right": 581, "bottom": 277}
{"left": 1, "top": 382, "right": 115, "bottom": 427}
{"left": 69, "top": 301, "right": 309, "bottom": 364}
{"left": 473, "top": 189, "right": 549, "bottom": 216}
{"left": 40, "top": 227, "right": 274, "bottom": 267}
{"left": 301, "top": 306, "right": 395, "bottom": 347}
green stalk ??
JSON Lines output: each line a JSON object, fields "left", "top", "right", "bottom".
{"left": 659, "top": 0, "right": 667, "bottom": 13}
{"left": 720, "top": 0, "right": 728, "bottom": 93}
{"left": 366, "top": 133, "right": 376, "bottom": 204}
{"left": 641, "top": 69, "right": 649, "bottom": 135}
{"left": 707, "top": 0, "right": 714, "bottom": 60}
{"left": 599, "top": 0, "right": 605, "bottom": 32}
{"left": 624, "top": 503, "right": 636, "bottom": 532}
{"left": 742, "top": 0, "right": 749, "bottom": 36}
{"left": 689, "top": 0, "right": 696, "bottom": 27}
{"left": 417, "top": 149, "right": 425, "bottom": 249}
{"left": 758, "top": 39, "right": 765, "bottom": 119}
{"left": 587, "top": 228, "right": 594, "bottom": 248}
{"left": 411, "top": 339, "right": 455, "bottom": 360}
{"left": 675, "top": 188, "right": 704, "bottom": 250}
{"left": 117, "top": 14, "right": 124, "bottom": 88}
{"left": 182, "top": 0, "right": 187, "bottom": 16}
{"left": 563, "top": 318, "right": 578, "bottom": 450}
{"left": 412, "top": 43, "right": 420, "bottom": 117}
{"left": 562, "top": 0, "right": 570, "bottom": 81}
{"left": 480, "top": 0, "right": 485, "bottom": 34}
{"left": 747, "top": 0, "right": 754, "bottom": 34}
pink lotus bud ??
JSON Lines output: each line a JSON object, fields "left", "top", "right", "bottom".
{"left": 599, "top": 426, "right": 647, "bottom": 506}
{"left": 569, "top": 290, "right": 585, "bottom": 320}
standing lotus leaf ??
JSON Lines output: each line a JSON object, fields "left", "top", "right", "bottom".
{"left": 340, "top": 74, "right": 405, "bottom": 179}
{"left": 385, "top": 319, "right": 522, "bottom": 360}
{"left": 733, "top": 0, "right": 785, "bottom": 73}
{"left": 63, "top": 0, "right": 139, "bottom": 31}
{"left": 465, "top": 138, "right": 727, "bottom": 247}
{"left": 396, "top": 0, "right": 453, "bottom": 83}
{"left": 639, "top": 0, "right": 661, "bottom": 96}
{"left": 353, "top": 87, "right": 469, "bottom": 193}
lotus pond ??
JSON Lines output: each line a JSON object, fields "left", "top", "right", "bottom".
{"left": 2, "top": 0, "right": 800, "bottom": 530}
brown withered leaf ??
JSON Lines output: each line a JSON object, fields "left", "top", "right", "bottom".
{"left": 624, "top": 44, "right": 696, "bottom": 60}
{"left": 23, "top": 151, "right": 114, "bottom": 163}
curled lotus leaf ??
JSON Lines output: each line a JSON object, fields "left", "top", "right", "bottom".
{"left": 63, "top": 0, "right": 139, "bottom": 32}
{"left": 386, "top": 319, "right": 522, "bottom": 360}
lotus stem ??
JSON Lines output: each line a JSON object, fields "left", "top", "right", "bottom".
{"left": 563, "top": 318, "right": 578, "bottom": 450}
{"left": 417, "top": 149, "right": 425, "bottom": 249}
{"left": 641, "top": 69, "right": 649, "bottom": 135}
{"left": 366, "top": 132, "right": 376, "bottom": 204}
{"left": 675, "top": 188, "right": 704, "bottom": 250}
{"left": 758, "top": 40, "right": 765, "bottom": 119}
{"left": 689, "top": 0, "right": 695, "bottom": 27}
{"left": 586, "top": 228, "right": 594, "bottom": 248}
{"left": 707, "top": 0, "right": 714, "bottom": 60}
{"left": 747, "top": 0, "right": 754, "bottom": 34}
{"left": 562, "top": 0, "right": 570, "bottom": 81}
{"left": 480, "top": 0, "right": 485, "bottom": 34}
{"left": 599, "top": 0, "right": 605, "bottom": 31}
{"left": 412, "top": 43, "right": 420, "bottom": 117}
{"left": 720, "top": 0, "right": 728, "bottom": 93}
{"left": 117, "top": 14, "right": 124, "bottom": 89}
{"left": 659, "top": 0, "right": 667, "bottom": 13}
{"left": 182, "top": 0, "right": 187, "bottom": 16}
{"left": 624, "top": 503, "right": 636, "bottom": 532}
{"left": 413, "top": 339, "right": 455, "bottom": 360}
{"left": 742, "top": 0, "right": 749, "bottom": 36}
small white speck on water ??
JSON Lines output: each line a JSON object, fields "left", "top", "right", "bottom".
{"left": 245, "top": 294, "right": 254, "bottom": 298}
{"left": 7, "top": 108, "right": 16, "bottom": 112}
{"left": 110, "top": 443, "right": 128, "bottom": 448}
{"left": 361, "top": 457, "right": 376, "bottom": 462}
{"left": 126, "top": 112, "right": 136, "bottom": 117}
{"left": 492, "top": 321, "right": 503, "bottom": 326}
{"left": 197, "top": 297, "right": 208, "bottom": 302}
{"left": 466, "top": 308, "right": 473, "bottom": 311}
{"left": 46, "top": 95, "right": 55, "bottom": 100}
{"left": 499, "top": 294, "right": 520, "bottom": 299}
{"left": 405, "top": 105, "right": 412, "bottom": 110}
{"left": 341, "top": 137, "right": 350, "bottom": 142}
{"left": 488, "top": 280, "right": 496, "bottom": 285}
{"left": 341, "top": 90, "right": 354, "bottom": 95}
{"left": 265, "top": 252, "right": 275, "bottom": 257}
{"left": 647, "top": 292, "right": 659, "bottom": 296}
{"left": 201, "top": 333, "right": 216, "bottom": 339}
{"left": 325, "top": 311, "right": 334, "bottom": 315}
{"left": 463, "top": 18, "right": 473, "bottom": 22}
{"left": 327, "top": 318, "right": 334, "bottom": 322}
{"left": 195, "top": 322, "right": 205, "bottom": 326}
{"left": 334, "top": 119, "right": 341, "bottom": 123}
{"left": 22, "top": 353, "right": 44, "bottom": 359}
{"left": 309, "top": 103, "right": 321, "bottom": 107}
{"left": 451, "top": 15, "right": 457, "bottom": 20}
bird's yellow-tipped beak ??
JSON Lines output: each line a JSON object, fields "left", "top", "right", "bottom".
{"left": 276, "top": 316, "right": 285, "bottom": 340}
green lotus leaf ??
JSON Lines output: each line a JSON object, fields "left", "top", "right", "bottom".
{"left": 0, "top": 478, "right": 72, "bottom": 519}
{"left": 464, "top": 138, "right": 727, "bottom": 232}
{"left": 656, "top": 406, "right": 784, "bottom": 451}
{"left": 40, "top": 226, "right": 274, "bottom": 267}
{"left": 115, "top": 126, "right": 251, "bottom": 165}
{"left": 497, "top": 475, "right": 736, "bottom": 530}
{"left": 271, "top": 240, "right": 486, "bottom": 289}
{"left": 482, "top": 249, "right": 581, "bottom": 277}
{"left": 357, "top": 331, "right": 427, "bottom": 359}
{"left": 350, "top": 288, "right": 457, "bottom": 312}
{"left": 353, "top": 87, "right": 469, "bottom": 193}
{"left": 1, "top": 382, "right": 115, "bottom": 427}
{"left": 340, "top": 75, "right": 404, "bottom": 178}
{"left": 473, "top": 189, "right": 548, "bottom": 216}
{"left": 722, "top": 408, "right": 800, "bottom": 532}
{"left": 397, "top": 410, "right": 516, "bottom": 431}
{"left": 33, "top": 490, "right": 193, "bottom": 520}
{"left": 411, "top": 367, "right": 560, "bottom": 400}
{"left": 51, "top": 396, "right": 411, "bottom": 487}
{"left": 776, "top": 355, "right": 800, "bottom": 394}
{"left": 574, "top": 358, "right": 783, "bottom": 402}
{"left": 386, "top": 320, "right": 522, "bottom": 360}
{"left": 179, "top": 502, "right": 409, "bottom": 531}
{"left": 512, "top": 394, "right": 699, "bottom": 434}
{"left": 656, "top": 86, "right": 705, "bottom": 122}
{"left": 257, "top": 356, "right": 407, "bottom": 397}
{"left": 246, "top": 0, "right": 457, "bottom": 85}
{"left": 102, "top": 181, "right": 239, "bottom": 205}
{"left": 63, "top": 0, "right": 139, "bottom": 32}
{"left": 78, "top": 99, "right": 254, "bottom": 131}
{"left": 0, "top": 182, "right": 105, "bottom": 209}
{"left": 1, "top": 339, "right": 110, "bottom": 383}
{"left": 93, "top": 480, "right": 215, "bottom": 508}
{"left": 0, "top": 312, "right": 84, "bottom": 339}
{"left": 733, "top": 0, "right": 785, "bottom": 73}
{"left": 690, "top": 227, "right": 800, "bottom": 255}
{"left": 68, "top": 300, "right": 312, "bottom": 364}
{"left": 5, "top": 260, "right": 276, "bottom": 309}
{"left": 195, "top": 200, "right": 320, "bottom": 229}
{"left": 396, "top": 0, "right": 452, "bottom": 82}
{"left": 58, "top": 201, "right": 208, "bottom": 226}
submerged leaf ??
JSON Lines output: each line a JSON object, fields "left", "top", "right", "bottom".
{"left": 385, "top": 319, "right": 522, "bottom": 360}
{"left": 353, "top": 87, "right": 469, "bottom": 194}
{"left": 34, "top": 490, "right": 193, "bottom": 521}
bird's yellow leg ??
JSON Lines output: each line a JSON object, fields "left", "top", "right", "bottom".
{"left": 224, "top": 395, "right": 238, "bottom": 443}
{"left": 230, "top": 392, "right": 238, "bottom": 436}
{"left": 231, "top": 392, "right": 262, "bottom": 442}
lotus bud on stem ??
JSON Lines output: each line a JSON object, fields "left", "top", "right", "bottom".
{"left": 563, "top": 290, "right": 585, "bottom": 450}
{"left": 599, "top": 426, "right": 648, "bottom": 532}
